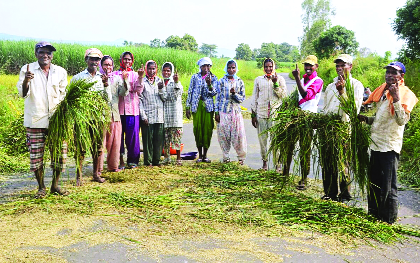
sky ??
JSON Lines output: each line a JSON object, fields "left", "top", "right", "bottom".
{"left": 0, "top": 0, "right": 408, "bottom": 58}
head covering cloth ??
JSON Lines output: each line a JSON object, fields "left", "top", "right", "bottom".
{"left": 99, "top": 55, "right": 114, "bottom": 75}
{"left": 263, "top": 58, "right": 276, "bottom": 76}
{"left": 224, "top": 59, "right": 239, "bottom": 80}
{"left": 145, "top": 60, "right": 157, "bottom": 82}
{"left": 161, "top": 62, "right": 175, "bottom": 80}
{"left": 119, "top": 51, "right": 134, "bottom": 72}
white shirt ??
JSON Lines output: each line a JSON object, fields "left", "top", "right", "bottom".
{"left": 323, "top": 75, "right": 364, "bottom": 122}
{"left": 17, "top": 61, "right": 68, "bottom": 128}
{"left": 369, "top": 99, "right": 410, "bottom": 154}
{"left": 71, "top": 68, "right": 104, "bottom": 91}
{"left": 251, "top": 74, "right": 287, "bottom": 119}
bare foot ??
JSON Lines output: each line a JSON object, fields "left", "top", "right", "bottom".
{"left": 35, "top": 188, "right": 47, "bottom": 199}
{"left": 50, "top": 187, "right": 69, "bottom": 196}
{"left": 92, "top": 175, "right": 105, "bottom": 183}
{"left": 262, "top": 161, "right": 268, "bottom": 171}
{"left": 76, "top": 178, "right": 83, "bottom": 186}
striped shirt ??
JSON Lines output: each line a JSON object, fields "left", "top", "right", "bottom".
{"left": 139, "top": 77, "right": 164, "bottom": 124}
{"left": 159, "top": 79, "right": 183, "bottom": 128}
{"left": 251, "top": 74, "right": 287, "bottom": 118}
{"left": 216, "top": 76, "right": 245, "bottom": 113}
{"left": 186, "top": 73, "right": 219, "bottom": 113}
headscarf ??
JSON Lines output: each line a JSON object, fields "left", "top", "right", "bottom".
{"left": 263, "top": 58, "right": 276, "bottom": 77}
{"left": 363, "top": 79, "right": 418, "bottom": 115}
{"left": 197, "top": 57, "right": 212, "bottom": 69}
{"left": 99, "top": 55, "right": 114, "bottom": 75}
{"left": 145, "top": 60, "right": 157, "bottom": 82}
{"left": 161, "top": 62, "right": 175, "bottom": 80}
{"left": 224, "top": 59, "right": 239, "bottom": 80}
{"left": 119, "top": 51, "right": 134, "bottom": 72}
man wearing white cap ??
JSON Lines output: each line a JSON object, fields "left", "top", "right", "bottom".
{"left": 71, "top": 48, "right": 106, "bottom": 185}
{"left": 17, "top": 41, "right": 68, "bottom": 198}
{"left": 186, "top": 57, "right": 219, "bottom": 163}
{"left": 321, "top": 54, "right": 364, "bottom": 202}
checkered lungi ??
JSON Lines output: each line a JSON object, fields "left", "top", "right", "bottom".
{"left": 26, "top": 128, "right": 67, "bottom": 172}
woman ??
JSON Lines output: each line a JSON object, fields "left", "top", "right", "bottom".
{"left": 139, "top": 60, "right": 165, "bottom": 166}
{"left": 215, "top": 60, "right": 247, "bottom": 164}
{"left": 99, "top": 55, "right": 129, "bottom": 172}
{"left": 115, "top": 52, "right": 144, "bottom": 169}
{"left": 159, "top": 62, "right": 184, "bottom": 165}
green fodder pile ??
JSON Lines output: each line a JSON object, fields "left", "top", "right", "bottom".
{"left": 46, "top": 79, "right": 109, "bottom": 167}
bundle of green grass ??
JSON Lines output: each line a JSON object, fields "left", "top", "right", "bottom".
{"left": 269, "top": 79, "right": 371, "bottom": 193}
{"left": 46, "top": 79, "right": 109, "bottom": 167}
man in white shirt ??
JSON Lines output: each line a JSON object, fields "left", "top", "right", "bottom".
{"left": 321, "top": 54, "right": 364, "bottom": 202}
{"left": 359, "top": 61, "right": 418, "bottom": 224}
{"left": 71, "top": 48, "right": 106, "bottom": 186}
{"left": 17, "top": 41, "right": 68, "bottom": 198}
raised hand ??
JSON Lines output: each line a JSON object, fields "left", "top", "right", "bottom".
{"left": 388, "top": 83, "right": 400, "bottom": 102}
{"left": 292, "top": 64, "right": 300, "bottom": 80}
{"left": 271, "top": 73, "right": 278, "bottom": 84}
{"left": 138, "top": 64, "right": 145, "bottom": 78}
{"left": 206, "top": 73, "right": 212, "bottom": 86}
{"left": 174, "top": 71, "right": 179, "bottom": 83}
{"left": 230, "top": 87, "right": 235, "bottom": 94}
{"left": 336, "top": 75, "right": 345, "bottom": 94}
{"left": 158, "top": 81, "right": 164, "bottom": 89}
{"left": 25, "top": 64, "right": 34, "bottom": 81}
{"left": 122, "top": 70, "right": 129, "bottom": 80}
{"left": 101, "top": 74, "right": 109, "bottom": 87}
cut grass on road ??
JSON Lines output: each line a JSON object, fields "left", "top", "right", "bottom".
{"left": 1, "top": 162, "right": 419, "bottom": 261}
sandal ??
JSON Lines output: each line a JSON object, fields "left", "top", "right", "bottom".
{"left": 176, "top": 160, "right": 182, "bottom": 166}
{"left": 238, "top": 160, "right": 244, "bottom": 165}
{"left": 196, "top": 158, "right": 203, "bottom": 163}
{"left": 127, "top": 163, "right": 138, "bottom": 169}
{"left": 35, "top": 188, "right": 47, "bottom": 199}
{"left": 202, "top": 158, "right": 211, "bottom": 163}
{"left": 296, "top": 181, "right": 306, "bottom": 190}
{"left": 223, "top": 158, "right": 230, "bottom": 163}
{"left": 50, "top": 188, "right": 69, "bottom": 196}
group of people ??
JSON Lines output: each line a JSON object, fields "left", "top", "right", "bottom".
{"left": 18, "top": 41, "right": 418, "bottom": 224}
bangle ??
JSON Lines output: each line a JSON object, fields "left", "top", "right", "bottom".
{"left": 251, "top": 112, "right": 256, "bottom": 118}
{"left": 273, "top": 82, "right": 279, "bottom": 88}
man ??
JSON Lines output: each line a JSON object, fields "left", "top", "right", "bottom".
{"left": 186, "top": 57, "right": 219, "bottom": 163}
{"left": 322, "top": 54, "right": 364, "bottom": 201}
{"left": 71, "top": 48, "right": 105, "bottom": 185}
{"left": 251, "top": 58, "right": 287, "bottom": 170}
{"left": 286, "top": 55, "right": 323, "bottom": 190}
{"left": 17, "top": 41, "right": 68, "bottom": 198}
{"left": 359, "top": 61, "right": 418, "bottom": 224}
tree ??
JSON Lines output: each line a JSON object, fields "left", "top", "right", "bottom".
{"left": 313, "top": 25, "right": 359, "bottom": 59}
{"left": 393, "top": 0, "right": 420, "bottom": 60}
{"left": 123, "top": 40, "right": 133, "bottom": 46}
{"left": 299, "top": 0, "right": 335, "bottom": 57}
{"left": 200, "top": 43, "right": 218, "bottom": 57}
{"left": 165, "top": 34, "right": 198, "bottom": 52}
{"left": 150, "top": 38, "right": 162, "bottom": 48}
{"left": 258, "top": 43, "right": 277, "bottom": 59}
{"left": 235, "top": 43, "right": 253, "bottom": 60}
{"left": 181, "top": 34, "right": 198, "bottom": 52}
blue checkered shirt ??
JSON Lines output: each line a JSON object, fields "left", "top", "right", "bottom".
{"left": 215, "top": 76, "right": 245, "bottom": 113}
{"left": 186, "top": 73, "right": 219, "bottom": 112}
